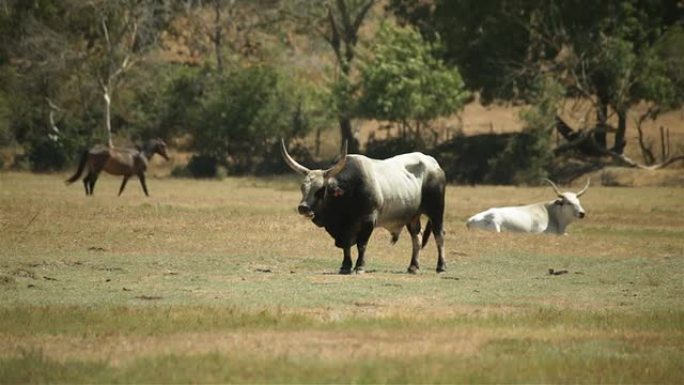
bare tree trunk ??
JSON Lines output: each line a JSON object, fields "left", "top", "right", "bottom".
{"left": 612, "top": 107, "right": 627, "bottom": 154}
{"left": 103, "top": 85, "right": 113, "bottom": 148}
{"left": 339, "top": 115, "right": 357, "bottom": 153}
{"left": 660, "top": 126, "right": 669, "bottom": 162}
{"left": 594, "top": 100, "right": 608, "bottom": 149}
{"left": 323, "top": 0, "right": 375, "bottom": 154}
{"left": 636, "top": 119, "right": 655, "bottom": 165}
{"left": 213, "top": 0, "right": 224, "bottom": 73}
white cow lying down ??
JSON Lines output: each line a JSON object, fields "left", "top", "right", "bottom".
{"left": 466, "top": 179, "right": 590, "bottom": 235}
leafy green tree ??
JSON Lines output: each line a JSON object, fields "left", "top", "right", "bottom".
{"left": 356, "top": 21, "right": 468, "bottom": 144}
{"left": 191, "top": 65, "right": 319, "bottom": 174}
{"left": 281, "top": 0, "right": 376, "bottom": 153}
{"left": 488, "top": 76, "right": 563, "bottom": 184}
{"left": 390, "top": 0, "right": 684, "bottom": 158}
{"left": 0, "top": 0, "right": 172, "bottom": 170}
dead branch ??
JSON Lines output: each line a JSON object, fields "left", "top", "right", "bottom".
{"left": 555, "top": 115, "right": 684, "bottom": 170}
{"left": 45, "top": 98, "right": 61, "bottom": 139}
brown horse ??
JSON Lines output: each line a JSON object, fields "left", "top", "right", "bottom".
{"left": 66, "top": 138, "right": 169, "bottom": 196}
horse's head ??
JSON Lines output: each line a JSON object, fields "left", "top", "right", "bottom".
{"left": 149, "top": 138, "right": 169, "bottom": 161}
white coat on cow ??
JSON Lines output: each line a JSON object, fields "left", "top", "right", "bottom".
{"left": 466, "top": 179, "right": 590, "bottom": 235}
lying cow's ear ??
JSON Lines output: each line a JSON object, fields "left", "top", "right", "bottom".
{"left": 554, "top": 199, "right": 564, "bottom": 206}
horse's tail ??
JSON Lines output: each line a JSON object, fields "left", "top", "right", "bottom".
{"left": 421, "top": 220, "right": 433, "bottom": 249}
{"left": 65, "top": 150, "right": 88, "bottom": 184}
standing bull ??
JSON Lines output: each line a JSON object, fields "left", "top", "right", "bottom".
{"left": 281, "top": 140, "right": 447, "bottom": 274}
{"left": 466, "top": 179, "right": 590, "bottom": 235}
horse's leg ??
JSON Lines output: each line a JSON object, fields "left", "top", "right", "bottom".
{"left": 89, "top": 172, "right": 99, "bottom": 195}
{"left": 118, "top": 175, "right": 130, "bottom": 196}
{"left": 137, "top": 172, "right": 149, "bottom": 197}
{"left": 82, "top": 174, "right": 90, "bottom": 195}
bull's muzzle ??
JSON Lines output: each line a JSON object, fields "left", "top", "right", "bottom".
{"left": 578, "top": 212, "right": 586, "bottom": 219}
{"left": 298, "top": 203, "right": 314, "bottom": 218}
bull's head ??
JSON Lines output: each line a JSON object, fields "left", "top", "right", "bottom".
{"left": 281, "top": 139, "right": 347, "bottom": 225}
{"left": 545, "top": 178, "right": 590, "bottom": 219}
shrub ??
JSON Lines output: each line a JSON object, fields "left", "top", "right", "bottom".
{"left": 185, "top": 154, "right": 220, "bottom": 179}
{"left": 27, "top": 137, "right": 68, "bottom": 172}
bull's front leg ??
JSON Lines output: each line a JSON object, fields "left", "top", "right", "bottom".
{"left": 353, "top": 222, "right": 374, "bottom": 274}
{"left": 339, "top": 247, "right": 353, "bottom": 275}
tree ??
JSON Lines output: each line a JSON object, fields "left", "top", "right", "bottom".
{"left": 356, "top": 21, "right": 468, "bottom": 144}
{"left": 86, "top": 0, "right": 165, "bottom": 147}
{"left": 488, "top": 76, "right": 563, "bottom": 184}
{"left": 390, "top": 0, "right": 684, "bottom": 160}
{"left": 0, "top": 0, "right": 170, "bottom": 166}
{"left": 282, "top": 0, "right": 376, "bottom": 153}
{"left": 191, "top": 65, "right": 318, "bottom": 174}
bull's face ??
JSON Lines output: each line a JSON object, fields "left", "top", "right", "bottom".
{"left": 547, "top": 179, "right": 590, "bottom": 219}
{"left": 297, "top": 170, "right": 326, "bottom": 220}
{"left": 281, "top": 140, "right": 347, "bottom": 225}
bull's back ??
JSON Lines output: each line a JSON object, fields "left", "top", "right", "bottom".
{"left": 360, "top": 153, "right": 443, "bottom": 230}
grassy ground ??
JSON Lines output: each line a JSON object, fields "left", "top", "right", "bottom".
{"left": 1, "top": 172, "right": 683, "bottom": 383}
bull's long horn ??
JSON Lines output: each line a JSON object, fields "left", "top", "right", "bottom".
{"left": 280, "top": 139, "right": 310, "bottom": 175}
{"left": 576, "top": 178, "right": 591, "bottom": 197}
{"left": 543, "top": 178, "right": 563, "bottom": 197}
{"left": 324, "top": 140, "right": 348, "bottom": 179}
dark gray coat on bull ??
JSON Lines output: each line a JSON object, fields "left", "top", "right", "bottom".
{"left": 281, "top": 140, "right": 447, "bottom": 274}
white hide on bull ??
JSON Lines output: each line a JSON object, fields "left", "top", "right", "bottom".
{"left": 466, "top": 179, "right": 590, "bottom": 235}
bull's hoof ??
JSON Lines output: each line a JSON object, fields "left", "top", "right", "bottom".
{"left": 436, "top": 266, "right": 447, "bottom": 274}
{"left": 407, "top": 265, "right": 419, "bottom": 274}
{"left": 354, "top": 267, "right": 365, "bottom": 275}
{"left": 339, "top": 268, "right": 353, "bottom": 275}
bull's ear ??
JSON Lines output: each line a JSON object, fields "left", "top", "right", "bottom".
{"left": 331, "top": 186, "right": 345, "bottom": 197}
{"left": 327, "top": 180, "right": 345, "bottom": 197}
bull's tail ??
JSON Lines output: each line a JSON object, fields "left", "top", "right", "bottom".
{"left": 421, "top": 220, "right": 433, "bottom": 249}
{"left": 65, "top": 150, "right": 88, "bottom": 184}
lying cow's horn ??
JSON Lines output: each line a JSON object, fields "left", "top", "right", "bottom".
{"left": 324, "top": 141, "right": 348, "bottom": 179}
{"left": 576, "top": 178, "right": 590, "bottom": 197}
{"left": 280, "top": 139, "right": 311, "bottom": 175}
{"left": 543, "top": 178, "right": 563, "bottom": 197}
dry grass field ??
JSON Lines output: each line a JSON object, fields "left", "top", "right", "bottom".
{"left": 1, "top": 172, "right": 683, "bottom": 383}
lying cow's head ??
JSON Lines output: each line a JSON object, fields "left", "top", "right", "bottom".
{"left": 545, "top": 178, "right": 590, "bottom": 219}
{"left": 281, "top": 139, "right": 347, "bottom": 225}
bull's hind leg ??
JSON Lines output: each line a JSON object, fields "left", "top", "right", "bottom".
{"left": 432, "top": 220, "right": 446, "bottom": 273}
{"left": 406, "top": 218, "right": 421, "bottom": 274}
{"left": 422, "top": 186, "right": 446, "bottom": 273}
